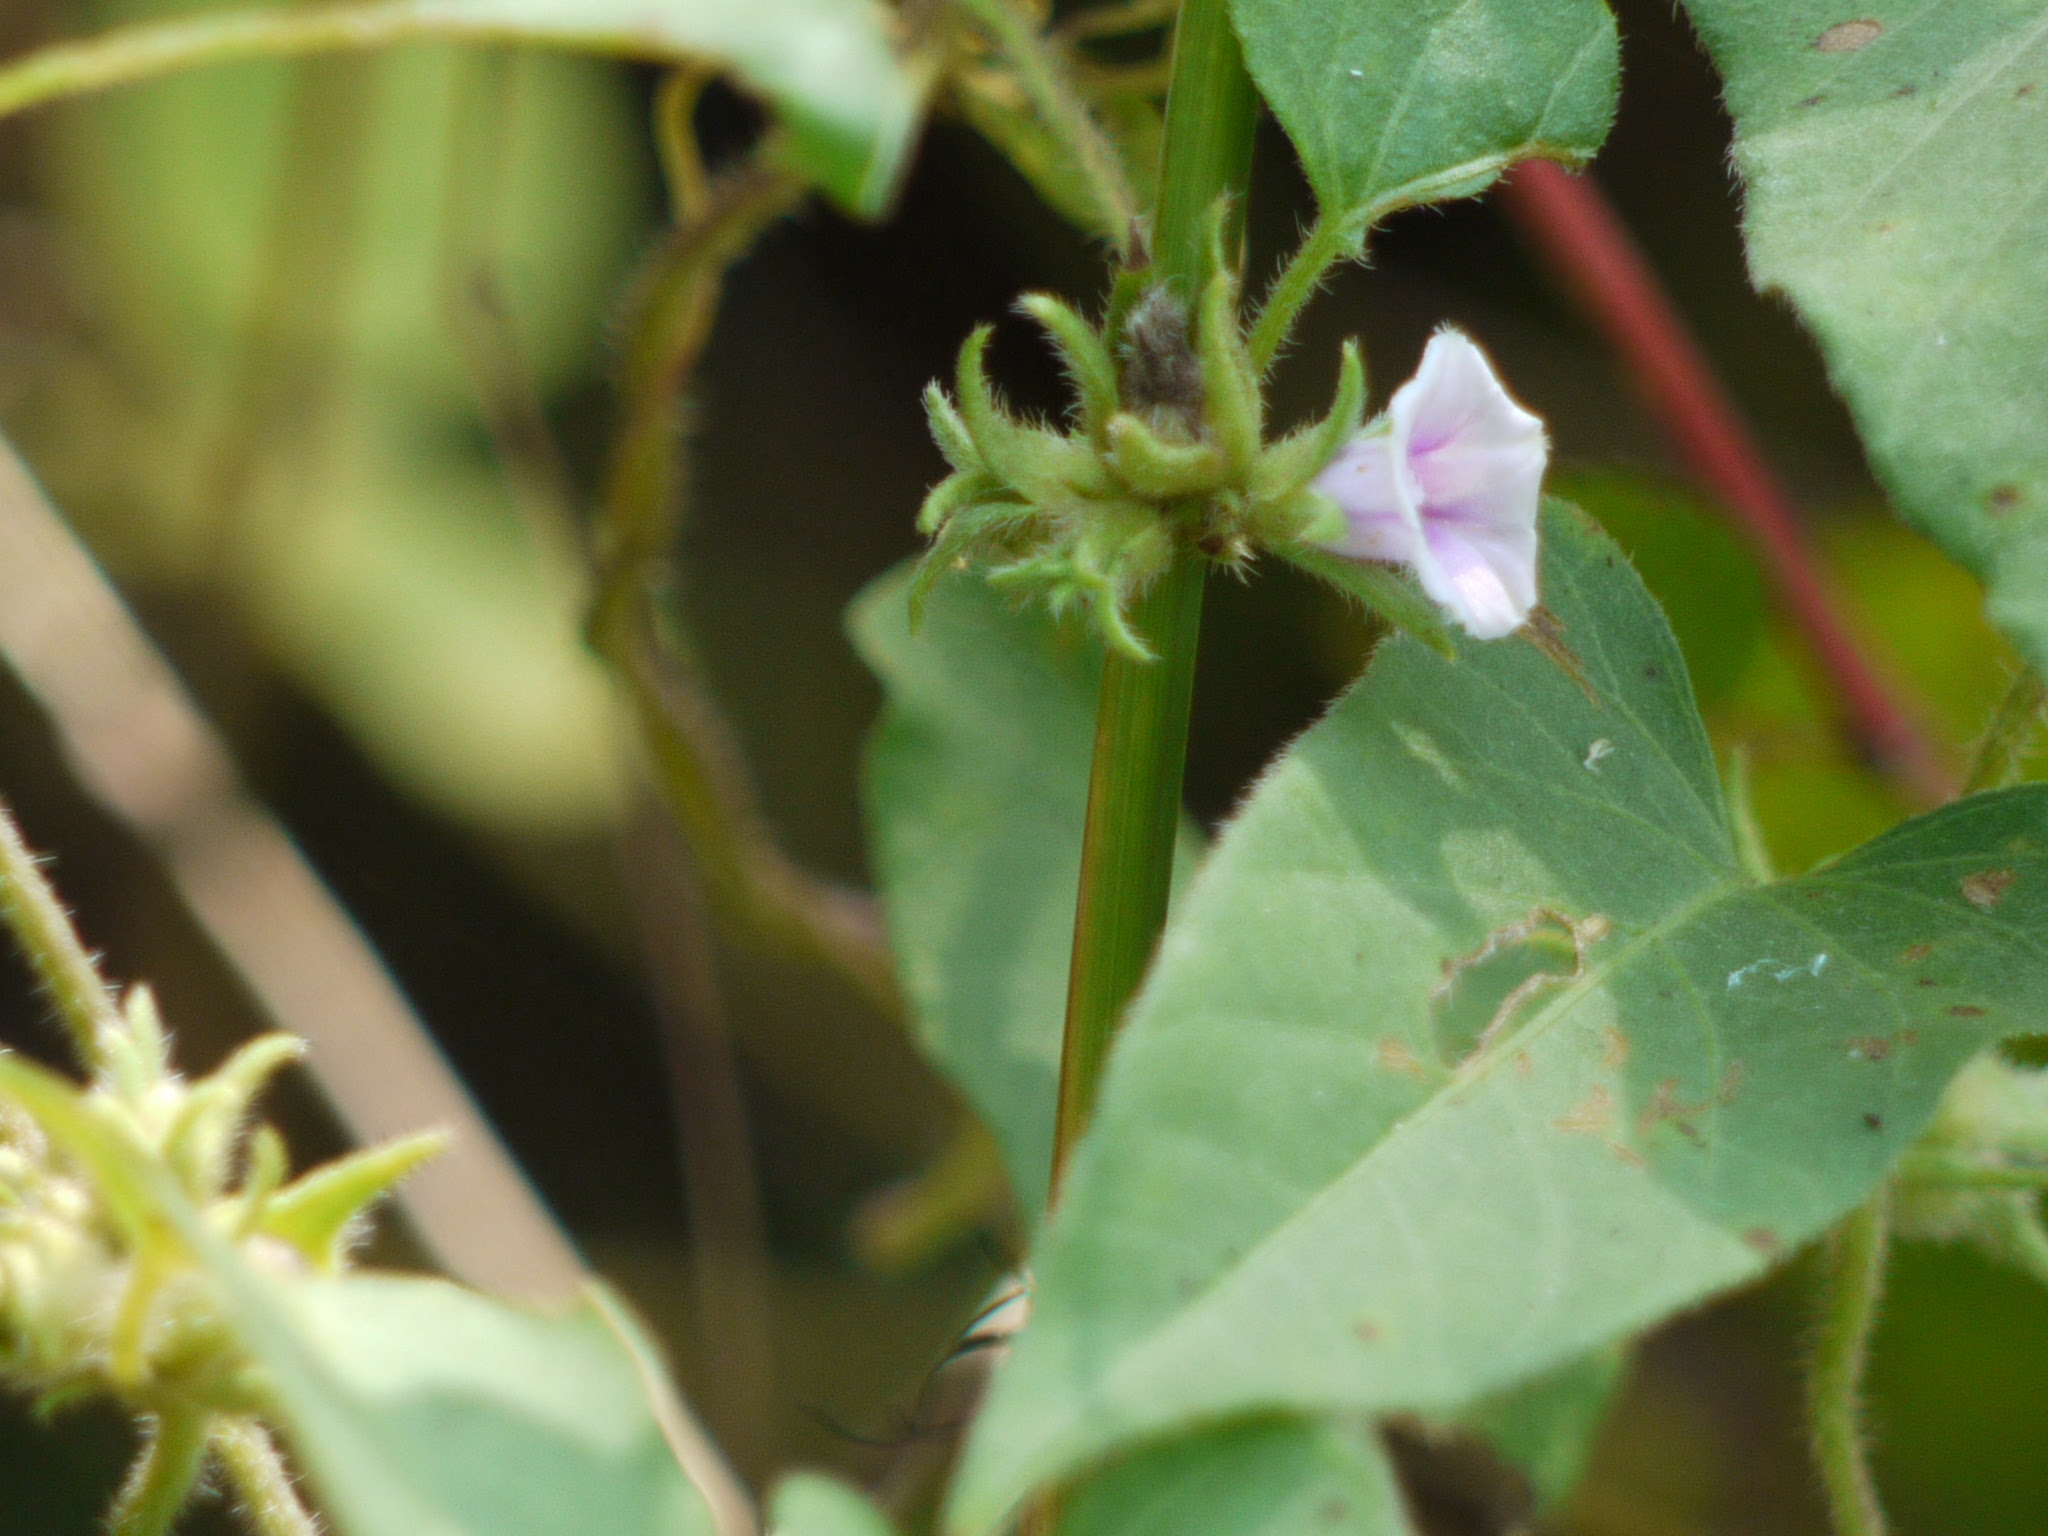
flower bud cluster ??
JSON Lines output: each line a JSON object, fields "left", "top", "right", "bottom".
{"left": 0, "top": 986, "right": 441, "bottom": 1420}
{"left": 915, "top": 237, "right": 1364, "bottom": 659}
{"left": 0, "top": 1107, "right": 114, "bottom": 1394}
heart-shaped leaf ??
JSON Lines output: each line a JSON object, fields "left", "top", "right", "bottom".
{"left": 1677, "top": 0, "right": 2048, "bottom": 672}
{"left": 1230, "top": 0, "right": 1619, "bottom": 240}
{"left": 947, "top": 504, "right": 2048, "bottom": 1532}
{"left": 849, "top": 566, "right": 1199, "bottom": 1224}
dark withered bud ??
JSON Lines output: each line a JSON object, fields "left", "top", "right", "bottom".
{"left": 1117, "top": 284, "right": 1205, "bottom": 435}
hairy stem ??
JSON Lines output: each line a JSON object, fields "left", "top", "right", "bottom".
{"left": 1808, "top": 1194, "right": 1891, "bottom": 1536}
{"left": 214, "top": 1419, "right": 322, "bottom": 1536}
{"left": 0, "top": 793, "right": 119, "bottom": 1065}
{"left": 1962, "top": 669, "right": 2046, "bottom": 795}
{"left": 948, "top": 0, "right": 1141, "bottom": 253}
{"left": 1248, "top": 214, "right": 1355, "bottom": 374}
{"left": 109, "top": 1411, "right": 212, "bottom": 1536}
{"left": 1055, "top": 554, "right": 1205, "bottom": 1178}
{"left": 1051, "top": 0, "right": 1256, "bottom": 1189}
{"left": 584, "top": 147, "right": 905, "bottom": 1019}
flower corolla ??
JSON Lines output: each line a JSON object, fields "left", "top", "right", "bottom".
{"left": 1311, "top": 328, "right": 1547, "bottom": 639}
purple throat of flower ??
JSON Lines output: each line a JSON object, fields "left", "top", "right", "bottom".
{"left": 1311, "top": 327, "right": 1548, "bottom": 640}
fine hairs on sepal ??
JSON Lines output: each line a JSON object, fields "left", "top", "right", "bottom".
{"left": 911, "top": 202, "right": 1550, "bottom": 657}
{"left": 911, "top": 203, "right": 1397, "bottom": 659}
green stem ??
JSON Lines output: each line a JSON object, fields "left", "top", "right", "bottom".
{"left": 1050, "top": 0, "right": 1258, "bottom": 1191}
{"left": 109, "top": 1411, "right": 212, "bottom": 1536}
{"left": 1054, "top": 554, "right": 1205, "bottom": 1177}
{"left": 1962, "top": 669, "right": 2045, "bottom": 795}
{"left": 1894, "top": 1153, "right": 2048, "bottom": 1190}
{"left": 0, "top": 794, "right": 120, "bottom": 1066}
{"left": 1808, "top": 1194, "right": 1891, "bottom": 1536}
{"left": 1146, "top": 0, "right": 1258, "bottom": 291}
{"left": 0, "top": 3, "right": 709, "bottom": 122}
{"left": 949, "top": 0, "right": 1141, "bottom": 254}
{"left": 213, "top": 1419, "right": 322, "bottom": 1536}
{"left": 1247, "top": 213, "right": 1353, "bottom": 374}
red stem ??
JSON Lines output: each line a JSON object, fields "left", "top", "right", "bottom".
{"left": 1498, "top": 159, "right": 1951, "bottom": 805}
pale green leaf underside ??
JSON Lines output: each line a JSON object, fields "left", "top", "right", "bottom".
{"left": 0, "top": 0, "right": 923, "bottom": 214}
{"left": 948, "top": 505, "right": 2048, "bottom": 1533}
{"left": 407, "top": 0, "right": 922, "bottom": 210}
{"left": 850, "top": 566, "right": 1198, "bottom": 1226}
{"left": 1058, "top": 1417, "right": 1413, "bottom": 1536}
{"left": 1677, "top": 0, "right": 2048, "bottom": 670}
{"left": 1229, "top": 0, "right": 1619, "bottom": 234}
{"left": 273, "top": 1276, "right": 714, "bottom": 1536}
{"left": 770, "top": 1473, "right": 900, "bottom": 1536}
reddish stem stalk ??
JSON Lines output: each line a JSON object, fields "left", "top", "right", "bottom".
{"left": 1499, "top": 159, "right": 1951, "bottom": 805}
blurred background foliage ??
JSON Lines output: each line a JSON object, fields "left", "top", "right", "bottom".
{"left": 0, "top": 1, "right": 2041, "bottom": 1532}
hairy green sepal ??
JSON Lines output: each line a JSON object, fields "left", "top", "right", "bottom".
{"left": 913, "top": 227, "right": 1426, "bottom": 659}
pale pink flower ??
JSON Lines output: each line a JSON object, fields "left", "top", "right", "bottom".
{"left": 1312, "top": 328, "right": 1548, "bottom": 639}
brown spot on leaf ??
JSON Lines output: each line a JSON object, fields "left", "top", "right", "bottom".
{"left": 1963, "top": 868, "right": 2017, "bottom": 910}
{"left": 1744, "top": 1227, "right": 1781, "bottom": 1254}
{"left": 1640, "top": 1077, "right": 1712, "bottom": 1144}
{"left": 1354, "top": 1320, "right": 1381, "bottom": 1346}
{"left": 1610, "top": 1142, "right": 1647, "bottom": 1169}
{"left": 1319, "top": 1500, "right": 1349, "bottom": 1527}
{"left": 2019, "top": 83, "right": 2037, "bottom": 99}
{"left": 1901, "top": 943, "right": 1933, "bottom": 963}
{"left": 1815, "top": 19, "right": 1883, "bottom": 52}
{"left": 1949, "top": 1004, "right": 1988, "bottom": 1019}
{"left": 1891, "top": 82, "right": 1916, "bottom": 98}
{"left": 1520, "top": 607, "right": 1599, "bottom": 705}
{"left": 1798, "top": 93, "right": 1827, "bottom": 107}
{"left": 1603, "top": 1026, "right": 1631, "bottom": 1071}
{"left": 1989, "top": 484, "right": 2023, "bottom": 515}
{"left": 1555, "top": 1085, "right": 1615, "bottom": 1135}
{"left": 1513, "top": 1050, "right": 1533, "bottom": 1079}
{"left": 1848, "top": 1036, "right": 1892, "bottom": 1062}
{"left": 1376, "top": 1039, "right": 1430, "bottom": 1079}
{"left": 1719, "top": 1062, "right": 1746, "bottom": 1105}
{"left": 1863, "top": 1112, "right": 1884, "bottom": 1131}
{"left": 1917, "top": 977, "right": 1938, "bottom": 988}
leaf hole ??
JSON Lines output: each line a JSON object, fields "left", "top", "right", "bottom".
{"left": 1432, "top": 909, "right": 1607, "bottom": 1063}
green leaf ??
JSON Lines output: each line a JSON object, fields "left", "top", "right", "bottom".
{"left": 1676, "top": 0, "right": 2048, "bottom": 674}
{"left": 264, "top": 1275, "right": 716, "bottom": 1536}
{"left": 770, "top": 1473, "right": 899, "bottom": 1536}
{"left": 1552, "top": 467, "right": 1767, "bottom": 709}
{"left": 849, "top": 564, "right": 1198, "bottom": 1225}
{"left": 0, "top": 0, "right": 924, "bottom": 216}
{"left": 1058, "top": 1418, "right": 1414, "bottom": 1536}
{"left": 946, "top": 504, "right": 2048, "bottom": 1532}
{"left": 1229, "top": 0, "right": 1619, "bottom": 238}
{"left": 0, "top": 1045, "right": 718, "bottom": 1536}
